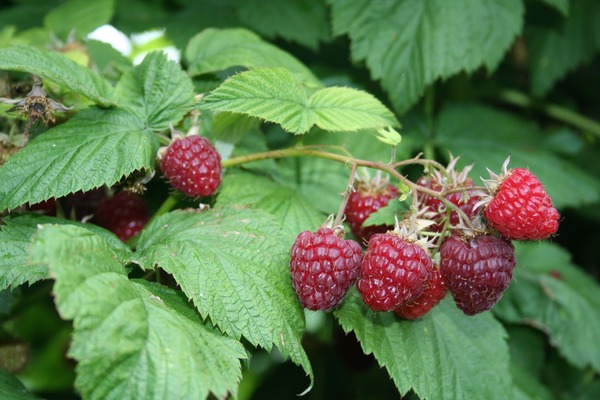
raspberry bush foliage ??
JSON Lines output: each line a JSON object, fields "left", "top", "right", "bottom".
{"left": 1, "top": 1, "right": 600, "bottom": 399}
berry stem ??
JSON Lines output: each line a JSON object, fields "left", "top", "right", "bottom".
{"left": 333, "top": 163, "right": 357, "bottom": 227}
{"left": 224, "top": 147, "right": 476, "bottom": 229}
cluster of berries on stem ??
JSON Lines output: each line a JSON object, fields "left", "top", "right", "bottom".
{"left": 289, "top": 156, "right": 559, "bottom": 318}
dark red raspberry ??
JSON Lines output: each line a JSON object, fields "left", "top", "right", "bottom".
{"left": 290, "top": 227, "right": 362, "bottom": 311}
{"left": 357, "top": 233, "right": 432, "bottom": 312}
{"left": 345, "top": 180, "right": 398, "bottom": 243}
{"left": 483, "top": 168, "right": 559, "bottom": 240}
{"left": 95, "top": 192, "right": 149, "bottom": 242}
{"left": 394, "top": 265, "right": 447, "bottom": 320}
{"left": 440, "top": 234, "right": 516, "bottom": 315}
{"left": 160, "top": 135, "right": 222, "bottom": 198}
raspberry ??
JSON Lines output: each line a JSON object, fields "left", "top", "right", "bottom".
{"left": 394, "top": 265, "right": 447, "bottom": 320}
{"left": 440, "top": 233, "right": 516, "bottom": 315}
{"left": 160, "top": 135, "right": 222, "bottom": 198}
{"left": 483, "top": 168, "right": 559, "bottom": 240}
{"left": 290, "top": 227, "right": 362, "bottom": 311}
{"left": 95, "top": 192, "right": 149, "bottom": 242}
{"left": 357, "top": 232, "right": 432, "bottom": 312}
{"left": 345, "top": 179, "right": 398, "bottom": 243}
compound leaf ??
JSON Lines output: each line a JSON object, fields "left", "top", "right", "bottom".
{"left": 494, "top": 242, "right": 600, "bottom": 373}
{"left": 0, "top": 370, "right": 40, "bottom": 400}
{"left": 335, "top": 292, "right": 512, "bottom": 399}
{"left": 235, "top": 0, "right": 330, "bottom": 50}
{"left": 329, "top": 0, "right": 523, "bottom": 112}
{"left": 529, "top": 0, "right": 600, "bottom": 96}
{"left": 186, "top": 28, "right": 319, "bottom": 85}
{"left": 0, "top": 214, "right": 130, "bottom": 291}
{"left": 31, "top": 225, "right": 246, "bottom": 400}
{"left": 44, "top": 0, "right": 115, "bottom": 41}
{"left": 115, "top": 51, "right": 195, "bottom": 130}
{"left": 135, "top": 206, "right": 314, "bottom": 390}
{"left": 202, "top": 67, "right": 398, "bottom": 134}
{"left": 219, "top": 172, "right": 324, "bottom": 233}
{"left": 0, "top": 45, "right": 115, "bottom": 107}
{"left": 0, "top": 107, "right": 157, "bottom": 210}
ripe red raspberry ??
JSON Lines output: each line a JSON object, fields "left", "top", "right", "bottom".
{"left": 440, "top": 233, "right": 516, "bottom": 315}
{"left": 290, "top": 227, "right": 362, "bottom": 311}
{"left": 394, "top": 265, "right": 447, "bottom": 320}
{"left": 159, "top": 135, "right": 222, "bottom": 198}
{"left": 483, "top": 167, "right": 559, "bottom": 240}
{"left": 357, "top": 232, "right": 432, "bottom": 312}
{"left": 345, "top": 179, "right": 398, "bottom": 243}
{"left": 95, "top": 192, "right": 149, "bottom": 242}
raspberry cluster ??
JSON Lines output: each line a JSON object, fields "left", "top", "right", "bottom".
{"left": 289, "top": 158, "right": 559, "bottom": 318}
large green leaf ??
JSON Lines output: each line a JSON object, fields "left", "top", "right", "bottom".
{"left": 44, "top": 0, "right": 115, "bottom": 41}
{"left": 0, "top": 45, "right": 115, "bottom": 107}
{"left": 202, "top": 67, "right": 399, "bottom": 134}
{"left": 218, "top": 171, "right": 325, "bottom": 233}
{"left": 0, "top": 370, "right": 40, "bottom": 400}
{"left": 528, "top": 0, "right": 600, "bottom": 96}
{"left": 235, "top": 0, "right": 330, "bottom": 50}
{"left": 115, "top": 51, "right": 195, "bottom": 130}
{"left": 494, "top": 242, "right": 600, "bottom": 373}
{"left": 335, "top": 292, "right": 512, "bottom": 399}
{"left": 0, "top": 214, "right": 130, "bottom": 291}
{"left": 185, "top": 28, "right": 320, "bottom": 85}
{"left": 31, "top": 225, "right": 246, "bottom": 400}
{"left": 135, "top": 206, "right": 314, "bottom": 390}
{"left": 537, "top": 0, "right": 569, "bottom": 15}
{"left": 430, "top": 103, "right": 600, "bottom": 209}
{"left": 329, "top": 0, "right": 523, "bottom": 112}
{"left": 0, "top": 107, "right": 157, "bottom": 210}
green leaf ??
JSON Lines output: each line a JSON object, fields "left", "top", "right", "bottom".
{"left": 494, "top": 242, "right": 600, "bottom": 373}
{"left": 185, "top": 28, "right": 320, "bottom": 85}
{"left": 363, "top": 196, "right": 411, "bottom": 228}
{"left": 202, "top": 67, "right": 399, "bottom": 134}
{"left": 135, "top": 206, "right": 314, "bottom": 389}
{"left": 511, "top": 363, "right": 556, "bottom": 400}
{"left": 115, "top": 51, "right": 195, "bottom": 130}
{"left": 334, "top": 292, "right": 512, "bottom": 399}
{"left": 219, "top": 172, "right": 325, "bottom": 233}
{"left": 537, "top": 0, "right": 569, "bottom": 15}
{"left": 430, "top": 103, "right": 600, "bottom": 209}
{"left": 329, "top": 0, "right": 523, "bottom": 112}
{"left": 235, "top": 0, "right": 330, "bottom": 50}
{"left": 44, "top": 0, "right": 115, "bottom": 41}
{"left": 0, "top": 370, "right": 40, "bottom": 400}
{"left": 31, "top": 225, "right": 246, "bottom": 400}
{"left": 0, "top": 45, "right": 116, "bottom": 107}
{"left": 529, "top": 0, "right": 600, "bottom": 96}
{"left": 0, "top": 214, "right": 131, "bottom": 291}
{"left": 0, "top": 107, "right": 157, "bottom": 210}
